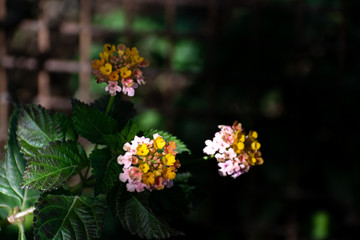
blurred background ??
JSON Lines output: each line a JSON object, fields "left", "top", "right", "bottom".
{"left": 1, "top": 0, "right": 360, "bottom": 239}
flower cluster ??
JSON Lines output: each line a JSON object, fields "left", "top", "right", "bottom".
{"left": 91, "top": 43, "right": 149, "bottom": 97}
{"left": 203, "top": 121, "right": 263, "bottom": 178}
{"left": 118, "top": 134, "right": 181, "bottom": 192}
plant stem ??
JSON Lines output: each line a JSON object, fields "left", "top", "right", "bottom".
{"left": 105, "top": 95, "right": 115, "bottom": 115}
{"left": 6, "top": 206, "right": 35, "bottom": 224}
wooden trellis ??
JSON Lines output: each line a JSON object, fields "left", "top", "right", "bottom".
{"left": 0, "top": 0, "right": 221, "bottom": 154}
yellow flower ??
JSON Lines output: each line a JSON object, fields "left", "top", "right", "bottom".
{"left": 162, "top": 153, "right": 176, "bottom": 166}
{"left": 99, "top": 63, "right": 112, "bottom": 75}
{"left": 131, "top": 55, "right": 144, "bottom": 66}
{"left": 137, "top": 143, "right": 149, "bottom": 156}
{"left": 249, "top": 130, "right": 258, "bottom": 139}
{"left": 154, "top": 136, "right": 166, "bottom": 150}
{"left": 142, "top": 172, "right": 155, "bottom": 185}
{"left": 99, "top": 51, "right": 110, "bottom": 62}
{"left": 120, "top": 67, "right": 132, "bottom": 79}
{"left": 125, "top": 47, "right": 139, "bottom": 56}
{"left": 108, "top": 71, "right": 119, "bottom": 81}
{"left": 139, "top": 163, "right": 149, "bottom": 173}
{"left": 251, "top": 141, "right": 261, "bottom": 150}
{"left": 91, "top": 59, "right": 104, "bottom": 70}
{"left": 103, "top": 43, "right": 116, "bottom": 55}
{"left": 233, "top": 141, "right": 245, "bottom": 153}
{"left": 236, "top": 131, "right": 245, "bottom": 142}
{"left": 162, "top": 167, "right": 176, "bottom": 180}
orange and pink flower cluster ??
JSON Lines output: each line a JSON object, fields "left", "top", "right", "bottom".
{"left": 91, "top": 43, "right": 149, "bottom": 97}
{"left": 118, "top": 134, "right": 180, "bottom": 192}
{"left": 203, "top": 121, "right": 263, "bottom": 178}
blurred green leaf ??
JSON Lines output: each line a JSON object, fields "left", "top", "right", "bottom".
{"left": 312, "top": 211, "right": 329, "bottom": 240}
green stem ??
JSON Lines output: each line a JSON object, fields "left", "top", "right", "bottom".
{"left": 105, "top": 95, "right": 115, "bottom": 115}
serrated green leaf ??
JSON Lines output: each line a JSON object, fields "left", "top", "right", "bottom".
{"left": 91, "top": 95, "right": 136, "bottom": 130}
{"left": 115, "top": 188, "right": 183, "bottom": 239}
{"left": 90, "top": 148, "right": 121, "bottom": 195}
{"left": 16, "top": 105, "right": 66, "bottom": 159}
{"left": 52, "top": 113, "right": 77, "bottom": 142}
{"left": 21, "top": 141, "right": 88, "bottom": 192}
{"left": 103, "top": 116, "right": 140, "bottom": 150}
{"left": 0, "top": 108, "right": 39, "bottom": 221}
{"left": 71, "top": 98, "right": 119, "bottom": 144}
{"left": 33, "top": 195, "right": 107, "bottom": 240}
{"left": 143, "top": 129, "right": 191, "bottom": 154}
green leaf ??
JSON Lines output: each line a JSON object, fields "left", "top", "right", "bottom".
{"left": 91, "top": 94, "right": 136, "bottom": 130}
{"left": 103, "top": 116, "right": 140, "bottom": 150}
{"left": 21, "top": 141, "right": 88, "bottom": 192}
{"left": 0, "top": 108, "right": 39, "bottom": 220}
{"left": 33, "top": 195, "right": 107, "bottom": 240}
{"left": 143, "top": 129, "right": 191, "bottom": 154}
{"left": 71, "top": 98, "right": 119, "bottom": 144}
{"left": 115, "top": 187, "right": 183, "bottom": 239}
{"left": 16, "top": 105, "right": 74, "bottom": 159}
{"left": 52, "top": 113, "right": 77, "bottom": 142}
{"left": 90, "top": 148, "right": 121, "bottom": 195}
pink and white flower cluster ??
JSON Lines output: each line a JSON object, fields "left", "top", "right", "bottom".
{"left": 118, "top": 134, "right": 180, "bottom": 192}
{"left": 203, "top": 121, "right": 263, "bottom": 178}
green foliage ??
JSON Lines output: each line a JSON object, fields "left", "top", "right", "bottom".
{"left": 21, "top": 141, "right": 88, "bottom": 192}
{"left": 91, "top": 95, "right": 136, "bottom": 130}
{"left": 114, "top": 187, "right": 183, "bottom": 239}
{"left": 0, "top": 108, "right": 39, "bottom": 237}
{"left": 90, "top": 147, "right": 121, "bottom": 195}
{"left": 71, "top": 98, "right": 119, "bottom": 144}
{"left": 143, "top": 129, "right": 191, "bottom": 154}
{"left": 33, "top": 195, "right": 107, "bottom": 240}
{"left": 1, "top": 97, "right": 191, "bottom": 240}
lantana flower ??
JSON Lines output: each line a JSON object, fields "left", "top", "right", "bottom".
{"left": 118, "top": 134, "right": 181, "bottom": 192}
{"left": 91, "top": 43, "right": 149, "bottom": 97}
{"left": 203, "top": 121, "right": 263, "bottom": 178}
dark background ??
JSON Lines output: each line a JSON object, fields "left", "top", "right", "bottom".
{"left": 1, "top": 0, "right": 360, "bottom": 239}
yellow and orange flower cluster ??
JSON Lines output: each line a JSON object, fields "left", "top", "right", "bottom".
{"left": 118, "top": 134, "right": 180, "bottom": 192}
{"left": 91, "top": 43, "right": 149, "bottom": 96}
{"left": 203, "top": 121, "right": 263, "bottom": 178}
